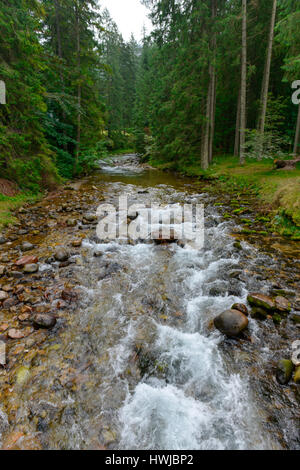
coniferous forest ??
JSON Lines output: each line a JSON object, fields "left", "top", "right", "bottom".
{"left": 1, "top": 1, "right": 299, "bottom": 187}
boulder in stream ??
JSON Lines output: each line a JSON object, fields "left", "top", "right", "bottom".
{"left": 214, "top": 309, "right": 248, "bottom": 337}
{"left": 276, "top": 359, "right": 294, "bottom": 385}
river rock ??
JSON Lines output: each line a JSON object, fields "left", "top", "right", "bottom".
{"left": 22, "top": 242, "right": 34, "bottom": 251}
{"left": 23, "top": 263, "right": 39, "bottom": 274}
{"left": 15, "top": 255, "right": 38, "bottom": 267}
{"left": 2, "top": 297, "right": 18, "bottom": 309}
{"left": 0, "top": 265, "right": 6, "bottom": 277}
{"left": 67, "top": 219, "right": 77, "bottom": 227}
{"left": 54, "top": 247, "right": 69, "bottom": 262}
{"left": 247, "top": 293, "right": 275, "bottom": 311}
{"left": 0, "top": 236, "right": 7, "bottom": 245}
{"left": 33, "top": 314, "right": 56, "bottom": 329}
{"left": 0, "top": 291, "right": 9, "bottom": 302}
{"left": 291, "top": 314, "right": 300, "bottom": 324}
{"left": 213, "top": 309, "right": 248, "bottom": 337}
{"left": 94, "top": 249, "right": 103, "bottom": 257}
{"left": 151, "top": 229, "right": 178, "bottom": 244}
{"left": 10, "top": 271, "right": 24, "bottom": 279}
{"left": 294, "top": 366, "right": 300, "bottom": 384}
{"left": 72, "top": 239, "right": 82, "bottom": 247}
{"left": 7, "top": 328, "right": 30, "bottom": 340}
{"left": 276, "top": 359, "right": 294, "bottom": 385}
{"left": 231, "top": 303, "right": 249, "bottom": 316}
{"left": 274, "top": 296, "right": 291, "bottom": 313}
{"left": 83, "top": 214, "right": 97, "bottom": 223}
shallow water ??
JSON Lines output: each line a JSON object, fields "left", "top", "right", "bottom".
{"left": 0, "top": 155, "right": 299, "bottom": 450}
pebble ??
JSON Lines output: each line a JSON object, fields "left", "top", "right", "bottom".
{"left": 23, "top": 263, "right": 39, "bottom": 274}
{"left": 33, "top": 314, "right": 56, "bottom": 329}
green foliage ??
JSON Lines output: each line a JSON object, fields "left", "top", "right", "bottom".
{"left": 243, "top": 129, "right": 289, "bottom": 160}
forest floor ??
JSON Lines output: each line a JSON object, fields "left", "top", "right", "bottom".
{"left": 151, "top": 155, "right": 300, "bottom": 239}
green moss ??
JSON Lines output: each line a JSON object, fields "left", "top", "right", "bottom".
{"left": 0, "top": 192, "right": 41, "bottom": 230}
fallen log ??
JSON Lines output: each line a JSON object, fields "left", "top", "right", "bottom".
{"left": 274, "top": 157, "right": 300, "bottom": 170}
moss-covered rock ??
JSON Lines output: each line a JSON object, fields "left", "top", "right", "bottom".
{"left": 294, "top": 366, "right": 300, "bottom": 384}
{"left": 247, "top": 293, "right": 275, "bottom": 311}
{"left": 276, "top": 359, "right": 294, "bottom": 385}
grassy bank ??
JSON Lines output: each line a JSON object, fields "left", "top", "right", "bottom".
{"left": 150, "top": 155, "right": 300, "bottom": 238}
{"left": 0, "top": 193, "right": 41, "bottom": 231}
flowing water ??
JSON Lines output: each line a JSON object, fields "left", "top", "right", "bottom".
{"left": 0, "top": 155, "right": 299, "bottom": 450}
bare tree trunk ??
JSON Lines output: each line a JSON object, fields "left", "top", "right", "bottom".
{"left": 202, "top": 0, "right": 217, "bottom": 169}
{"left": 234, "top": 86, "right": 241, "bottom": 156}
{"left": 258, "top": 0, "right": 277, "bottom": 139}
{"left": 201, "top": 74, "right": 211, "bottom": 170}
{"left": 293, "top": 104, "right": 300, "bottom": 155}
{"left": 239, "top": 0, "right": 247, "bottom": 165}
{"left": 209, "top": 75, "right": 217, "bottom": 163}
{"left": 75, "top": 1, "right": 81, "bottom": 173}
{"left": 54, "top": 0, "right": 63, "bottom": 59}
{"left": 54, "top": 0, "right": 67, "bottom": 150}
{"left": 208, "top": 0, "right": 217, "bottom": 164}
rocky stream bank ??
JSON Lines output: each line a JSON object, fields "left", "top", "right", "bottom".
{"left": 0, "top": 155, "right": 299, "bottom": 450}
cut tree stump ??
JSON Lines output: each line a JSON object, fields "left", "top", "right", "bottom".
{"left": 274, "top": 157, "right": 300, "bottom": 170}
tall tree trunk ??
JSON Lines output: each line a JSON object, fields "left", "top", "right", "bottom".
{"left": 293, "top": 104, "right": 300, "bottom": 155}
{"left": 54, "top": 0, "right": 63, "bottom": 60}
{"left": 75, "top": 1, "right": 81, "bottom": 173}
{"left": 201, "top": 74, "right": 211, "bottom": 170}
{"left": 208, "top": 0, "right": 217, "bottom": 164}
{"left": 54, "top": 0, "right": 67, "bottom": 151}
{"left": 234, "top": 86, "right": 241, "bottom": 156}
{"left": 202, "top": 0, "right": 217, "bottom": 169}
{"left": 239, "top": 0, "right": 247, "bottom": 165}
{"left": 209, "top": 74, "right": 217, "bottom": 164}
{"left": 258, "top": 0, "right": 277, "bottom": 140}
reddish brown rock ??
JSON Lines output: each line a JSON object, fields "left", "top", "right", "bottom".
{"left": 231, "top": 303, "right": 249, "bottom": 316}
{"left": 274, "top": 296, "right": 291, "bottom": 313}
{"left": 7, "top": 327, "right": 33, "bottom": 339}
{"left": 15, "top": 255, "right": 38, "bottom": 267}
